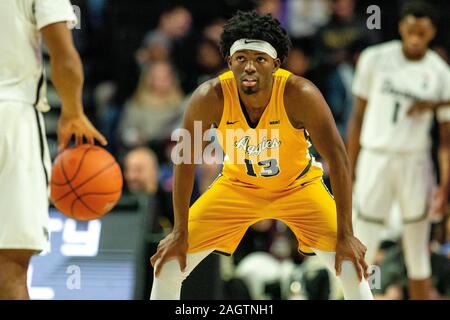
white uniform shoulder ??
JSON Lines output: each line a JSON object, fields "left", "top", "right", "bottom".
{"left": 425, "top": 49, "right": 449, "bottom": 73}
{"left": 360, "top": 40, "right": 401, "bottom": 60}
{"left": 0, "top": 0, "right": 77, "bottom": 107}
{"left": 34, "top": 0, "right": 77, "bottom": 30}
{"left": 352, "top": 41, "right": 400, "bottom": 99}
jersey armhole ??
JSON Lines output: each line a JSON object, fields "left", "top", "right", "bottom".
{"left": 280, "top": 74, "right": 308, "bottom": 140}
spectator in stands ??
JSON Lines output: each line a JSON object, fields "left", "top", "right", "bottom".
{"left": 140, "top": 6, "right": 197, "bottom": 92}
{"left": 314, "top": 0, "right": 378, "bottom": 70}
{"left": 117, "top": 61, "right": 184, "bottom": 154}
{"left": 124, "top": 147, "right": 159, "bottom": 195}
{"left": 285, "top": 0, "right": 330, "bottom": 40}
{"left": 285, "top": 46, "right": 311, "bottom": 78}
{"left": 202, "top": 18, "right": 226, "bottom": 45}
{"left": 323, "top": 40, "right": 367, "bottom": 140}
{"left": 195, "top": 38, "right": 227, "bottom": 85}
{"left": 141, "top": 6, "right": 192, "bottom": 53}
{"left": 255, "top": 0, "right": 284, "bottom": 24}
{"left": 135, "top": 32, "right": 171, "bottom": 68}
{"left": 123, "top": 146, "right": 173, "bottom": 231}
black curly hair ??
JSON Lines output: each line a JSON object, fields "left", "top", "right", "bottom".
{"left": 220, "top": 10, "right": 291, "bottom": 64}
{"left": 400, "top": 1, "right": 438, "bottom": 27}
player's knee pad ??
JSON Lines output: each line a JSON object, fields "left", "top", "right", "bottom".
{"left": 339, "top": 260, "right": 360, "bottom": 284}
{"left": 338, "top": 260, "right": 374, "bottom": 300}
{"left": 154, "top": 259, "right": 189, "bottom": 285}
{"left": 313, "top": 249, "right": 373, "bottom": 300}
{"left": 402, "top": 219, "right": 431, "bottom": 279}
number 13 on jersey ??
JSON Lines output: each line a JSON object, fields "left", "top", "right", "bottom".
{"left": 244, "top": 158, "right": 280, "bottom": 177}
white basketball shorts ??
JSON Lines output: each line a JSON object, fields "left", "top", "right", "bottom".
{"left": 353, "top": 148, "right": 434, "bottom": 225}
{"left": 0, "top": 101, "right": 51, "bottom": 252}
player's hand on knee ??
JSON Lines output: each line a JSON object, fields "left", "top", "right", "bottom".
{"left": 335, "top": 235, "right": 369, "bottom": 282}
{"left": 57, "top": 112, "right": 107, "bottom": 151}
{"left": 150, "top": 231, "right": 188, "bottom": 277}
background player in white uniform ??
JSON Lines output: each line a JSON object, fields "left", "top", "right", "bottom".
{"left": 0, "top": 0, "right": 106, "bottom": 299}
{"left": 347, "top": 2, "right": 450, "bottom": 299}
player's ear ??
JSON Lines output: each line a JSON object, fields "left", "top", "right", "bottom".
{"left": 398, "top": 20, "right": 404, "bottom": 36}
{"left": 273, "top": 58, "right": 281, "bottom": 72}
{"left": 428, "top": 24, "right": 436, "bottom": 41}
{"left": 398, "top": 16, "right": 411, "bottom": 37}
{"left": 227, "top": 56, "right": 232, "bottom": 69}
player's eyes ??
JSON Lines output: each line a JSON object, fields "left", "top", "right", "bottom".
{"left": 236, "top": 56, "right": 245, "bottom": 62}
{"left": 257, "top": 57, "right": 266, "bottom": 62}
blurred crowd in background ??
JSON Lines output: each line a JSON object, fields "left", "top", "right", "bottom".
{"left": 42, "top": 0, "right": 450, "bottom": 299}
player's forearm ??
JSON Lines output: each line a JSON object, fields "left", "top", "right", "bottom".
{"left": 438, "top": 143, "right": 450, "bottom": 194}
{"left": 327, "top": 150, "right": 354, "bottom": 238}
{"left": 438, "top": 148, "right": 449, "bottom": 194}
{"left": 433, "top": 100, "right": 450, "bottom": 109}
{"left": 346, "top": 98, "right": 367, "bottom": 177}
{"left": 172, "top": 163, "right": 196, "bottom": 235}
{"left": 50, "top": 49, "right": 84, "bottom": 117}
{"left": 438, "top": 123, "right": 450, "bottom": 194}
{"left": 346, "top": 116, "right": 362, "bottom": 178}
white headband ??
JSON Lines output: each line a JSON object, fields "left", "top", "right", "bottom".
{"left": 230, "top": 39, "right": 277, "bottom": 59}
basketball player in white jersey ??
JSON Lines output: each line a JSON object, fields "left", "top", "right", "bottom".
{"left": 347, "top": 2, "right": 450, "bottom": 299}
{"left": 0, "top": 0, "right": 106, "bottom": 299}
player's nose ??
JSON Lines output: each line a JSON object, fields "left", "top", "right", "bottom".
{"left": 408, "top": 35, "right": 422, "bottom": 47}
{"left": 244, "top": 61, "right": 256, "bottom": 73}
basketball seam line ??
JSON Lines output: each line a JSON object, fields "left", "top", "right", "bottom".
{"left": 51, "top": 145, "right": 93, "bottom": 186}
{"left": 70, "top": 197, "right": 100, "bottom": 218}
{"left": 54, "top": 161, "right": 117, "bottom": 202}
{"left": 62, "top": 158, "right": 101, "bottom": 217}
{"left": 60, "top": 154, "right": 103, "bottom": 217}
{"left": 74, "top": 190, "right": 122, "bottom": 197}
{"left": 67, "top": 191, "right": 122, "bottom": 214}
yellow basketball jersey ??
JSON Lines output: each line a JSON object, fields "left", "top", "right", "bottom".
{"left": 217, "top": 68, "right": 322, "bottom": 190}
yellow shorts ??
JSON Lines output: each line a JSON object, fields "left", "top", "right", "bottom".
{"left": 188, "top": 166, "right": 337, "bottom": 256}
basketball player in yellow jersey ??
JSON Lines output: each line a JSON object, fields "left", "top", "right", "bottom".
{"left": 150, "top": 11, "right": 373, "bottom": 300}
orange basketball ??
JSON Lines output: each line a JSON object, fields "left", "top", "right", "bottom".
{"left": 50, "top": 144, "right": 123, "bottom": 220}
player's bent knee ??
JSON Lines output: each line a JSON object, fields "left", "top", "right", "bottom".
{"left": 338, "top": 260, "right": 360, "bottom": 282}
{"left": 337, "top": 260, "right": 374, "bottom": 300}
{"left": 154, "top": 259, "right": 189, "bottom": 285}
{"left": 0, "top": 250, "right": 34, "bottom": 276}
{"left": 0, "top": 250, "right": 34, "bottom": 290}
